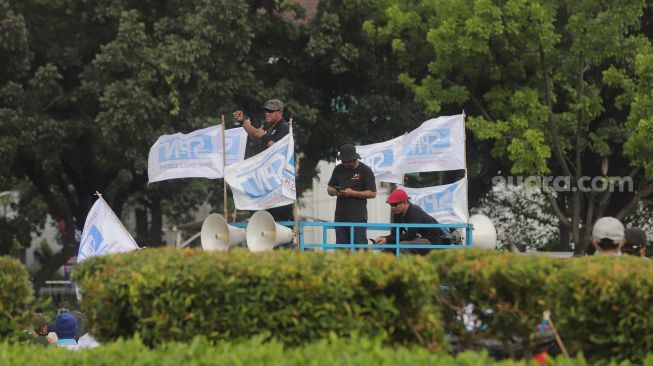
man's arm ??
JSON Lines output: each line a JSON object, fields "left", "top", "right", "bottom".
{"left": 327, "top": 168, "right": 341, "bottom": 197}
{"left": 327, "top": 186, "right": 340, "bottom": 197}
{"left": 339, "top": 188, "right": 376, "bottom": 199}
{"left": 359, "top": 164, "right": 377, "bottom": 199}
{"left": 242, "top": 121, "right": 266, "bottom": 139}
{"left": 234, "top": 110, "right": 266, "bottom": 139}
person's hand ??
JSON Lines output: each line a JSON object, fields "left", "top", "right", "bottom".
{"left": 327, "top": 186, "right": 339, "bottom": 196}
{"left": 374, "top": 237, "right": 386, "bottom": 244}
{"left": 233, "top": 110, "right": 245, "bottom": 123}
{"left": 340, "top": 188, "right": 355, "bottom": 197}
{"left": 46, "top": 332, "right": 58, "bottom": 344}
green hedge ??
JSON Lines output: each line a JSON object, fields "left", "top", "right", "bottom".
{"left": 428, "top": 249, "right": 559, "bottom": 358}
{"left": 73, "top": 249, "right": 444, "bottom": 349}
{"left": 2, "top": 335, "right": 649, "bottom": 365}
{"left": 429, "top": 250, "right": 653, "bottom": 363}
{"left": 72, "top": 247, "right": 653, "bottom": 362}
{"left": 548, "top": 255, "right": 653, "bottom": 362}
{"left": 0, "top": 256, "right": 34, "bottom": 341}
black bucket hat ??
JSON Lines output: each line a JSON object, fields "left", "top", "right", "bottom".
{"left": 338, "top": 144, "right": 360, "bottom": 161}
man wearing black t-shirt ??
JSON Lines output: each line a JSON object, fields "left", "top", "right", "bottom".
{"left": 234, "top": 99, "right": 293, "bottom": 222}
{"left": 327, "top": 144, "right": 377, "bottom": 245}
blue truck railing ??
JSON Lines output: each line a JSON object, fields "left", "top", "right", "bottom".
{"left": 297, "top": 222, "right": 472, "bottom": 257}
{"left": 228, "top": 221, "right": 472, "bottom": 257}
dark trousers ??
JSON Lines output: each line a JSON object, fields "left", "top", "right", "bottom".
{"left": 335, "top": 222, "right": 368, "bottom": 245}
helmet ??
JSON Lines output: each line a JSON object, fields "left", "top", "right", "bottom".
{"left": 386, "top": 189, "right": 409, "bottom": 204}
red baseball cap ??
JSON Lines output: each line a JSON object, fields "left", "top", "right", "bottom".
{"left": 386, "top": 189, "right": 409, "bottom": 204}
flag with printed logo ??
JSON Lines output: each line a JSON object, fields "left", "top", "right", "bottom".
{"left": 77, "top": 196, "right": 139, "bottom": 264}
{"left": 399, "top": 178, "right": 468, "bottom": 224}
{"left": 148, "top": 126, "right": 247, "bottom": 183}
{"left": 224, "top": 127, "right": 248, "bottom": 165}
{"left": 225, "top": 130, "right": 296, "bottom": 210}
{"left": 393, "top": 114, "right": 465, "bottom": 174}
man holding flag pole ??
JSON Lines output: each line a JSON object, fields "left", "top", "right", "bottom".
{"left": 234, "top": 99, "right": 294, "bottom": 223}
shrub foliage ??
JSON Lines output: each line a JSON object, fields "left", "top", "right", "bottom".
{"left": 3, "top": 335, "right": 638, "bottom": 366}
{"left": 68, "top": 247, "right": 653, "bottom": 362}
{"left": 0, "top": 256, "right": 34, "bottom": 341}
{"left": 73, "top": 248, "right": 444, "bottom": 349}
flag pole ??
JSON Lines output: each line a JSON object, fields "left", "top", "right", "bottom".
{"left": 289, "top": 118, "right": 301, "bottom": 250}
{"left": 221, "top": 115, "right": 228, "bottom": 218}
{"left": 462, "top": 111, "right": 470, "bottom": 246}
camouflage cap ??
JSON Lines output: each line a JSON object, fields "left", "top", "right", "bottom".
{"left": 262, "top": 99, "right": 284, "bottom": 111}
{"left": 32, "top": 313, "right": 48, "bottom": 330}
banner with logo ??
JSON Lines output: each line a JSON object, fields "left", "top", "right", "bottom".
{"left": 77, "top": 196, "right": 139, "bottom": 264}
{"left": 148, "top": 126, "right": 247, "bottom": 183}
{"left": 393, "top": 114, "right": 465, "bottom": 174}
{"left": 224, "top": 127, "right": 248, "bottom": 165}
{"left": 225, "top": 130, "right": 296, "bottom": 210}
{"left": 353, "top": 137, "right": 403, "bottom": 184}
{"left": 400, "top": 178, "right": 468, "bottom": 224}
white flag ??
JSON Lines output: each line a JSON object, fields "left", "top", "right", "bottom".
{"left": 148, "top": 126, "right": 248, "bottom": 183}
{"left": 77, "top": 196, "right": 139, "bottom": 264}
{"left": 349, "top": 137, "right": 403, "bottom": 184}
{"left": 393, "top": 114, "right": 465, "bottom": 174}
{"left": 399, "top": 178, "right": 468, "bottom": 224}
{"left": 224, "top": 127, "right": 248, "bottom": 166}
{"left": 225, "top": 130, "right": 296, "bottom": 210}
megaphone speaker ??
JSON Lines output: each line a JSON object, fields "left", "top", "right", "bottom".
{"left": 246, "top": 210, "right": 294, "bottom": 252}
{"left": 201, "top": 213, "right": 246, "bottom": 251}
{"left": 469, "top": 214, "right": 497, "bottom": 249}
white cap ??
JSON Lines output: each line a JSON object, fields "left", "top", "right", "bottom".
{"left": 592, "top": 217, "right": 625, "bottom": 242}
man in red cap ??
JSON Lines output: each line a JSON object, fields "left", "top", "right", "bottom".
{"left": 373, "top": 188, "right": 451, "bottom": 255}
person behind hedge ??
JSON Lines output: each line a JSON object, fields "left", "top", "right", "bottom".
{"left": 372, "top": 188, "right": 452, "bottom": 255}
{"left": 327, "top": 144, "right": 377, "bottom": 245}
{"left": 622, "top": 227, "right": 650, "bottom": 259}
{"left": 27, "top": 313, "right": 51, "bottom": 346}
{"left": 53, "top": 312, "right": 80, "bottom": 350}
{"left": 589, "top": 217, "right": 626, "bottom": 256}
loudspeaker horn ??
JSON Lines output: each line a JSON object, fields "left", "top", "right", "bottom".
{"left": 469, "top": 214, "right": 497, "bottom": 249}
{"left": 201, "top": 213, "right": 246, "bottom": 251}
{"left": 246, "top": 210, "right": 294, "bottom": 252}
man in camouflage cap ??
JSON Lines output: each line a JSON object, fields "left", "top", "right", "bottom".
{"left": 234, "top": 98, "right": 289, "bottom": 150}
{"left": 233, "top": 99, "right": 294, "bottom": 224}
{"left": 29, "top": 313, "right": 50, "bottom": 346}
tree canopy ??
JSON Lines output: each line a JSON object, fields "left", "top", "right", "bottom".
{"left": 366, "top": 0, "right": 653, "bottom": 252}
{"left": 0, "top": 0, "right": 434, "bottom": 286}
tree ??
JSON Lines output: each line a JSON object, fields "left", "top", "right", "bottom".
{"left": 0, "top": 0, "right": 257, "bottom": 288}
{"left": 367, "top": 0, "right": 652, "bottom": 252}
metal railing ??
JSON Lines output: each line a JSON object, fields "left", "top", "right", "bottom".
{"left": 226, "top": 221, "right": 471, "bottom": 256}
{"left": 38, "top": 280, "right": 77, "bottom": 307}
{"left": 298, "top": 222, "right": 472, "bottom": 257}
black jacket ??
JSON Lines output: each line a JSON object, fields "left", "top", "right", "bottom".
{"left": 384, "top": 203, "right": 450, "bottom": 244}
